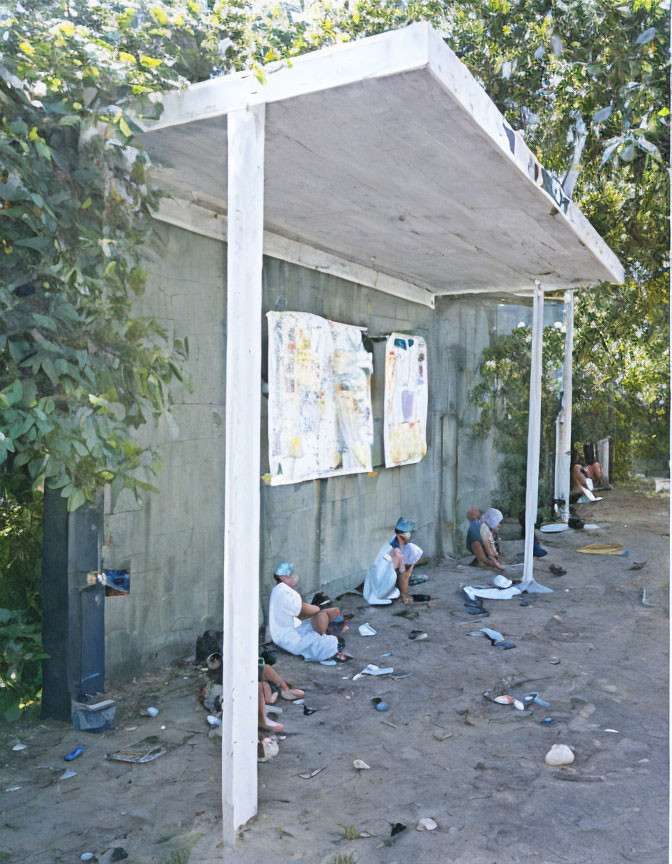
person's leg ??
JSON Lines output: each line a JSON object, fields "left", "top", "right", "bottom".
{"left": 571, "top": 464, "right": 588, "bottom": 492}
{"left": 471, "top": 540, "right": 495, "bottom": 568}
{"left": 262, "top": 664, "right": 304, "bottom": 700}
{"left": 396, "top": 567, "right": 411, "bottom": 604}
{"left": 258, "top": 684, "right": 283, "bottom": 733}
{"left": 260, "top": 680, "right": 276, "bottom": 704}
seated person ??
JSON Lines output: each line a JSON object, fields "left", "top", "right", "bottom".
{"left": 364, "top": 517, "right": 423, "bottom": 606}
{"left": 466, "top": 507, "right": 504, "bottom": 568}
{"left": 258, "top": 683, "right": 283, "bottom": 734}
{"left": 466, "top": 505, "right": 483, "bottom": 523}
{"left": 268, "top": 562, "right": 348, "bottom": 662}
{"left": 571, "top": 450, "right": 607, "bottom": 497}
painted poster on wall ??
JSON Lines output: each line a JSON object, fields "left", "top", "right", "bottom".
{"left": 384, "top": 333, "right": 428, "bottom": 467}
{"left": 267, "top": 311, "right": 374, "bottom": 485}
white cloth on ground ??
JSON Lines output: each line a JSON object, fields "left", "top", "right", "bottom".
{"left": 363, "top": 538, "right": 423, "bottom": 605}
{"left": 268, "top": 582, "right": 338, "bottom": 662}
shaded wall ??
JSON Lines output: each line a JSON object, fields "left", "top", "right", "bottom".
{"left": 101, "top": 223, "right": 525, "bottom": 676}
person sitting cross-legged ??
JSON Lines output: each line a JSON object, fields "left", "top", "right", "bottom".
{"left": 364, "top": 517, "right": 424, "bottom": 606}
{"left": 268, "top": 562, "right": 350, "bottom": 662}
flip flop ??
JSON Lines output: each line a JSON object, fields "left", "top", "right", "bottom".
{"left": 280, "top": 688, "right": 305, "bottom": 701}
{"left": 334, "top": 652, "right": 353, "bottom": 663}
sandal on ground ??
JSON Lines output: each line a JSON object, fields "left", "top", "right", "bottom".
{"left": 259, "top": 719, "right": 284, "bottom": 733}
{"left": 280, "top": 688, "right": 305, "bottom": 701}
{"left": 334, "top": 652, "right": 353, "bottom": 663}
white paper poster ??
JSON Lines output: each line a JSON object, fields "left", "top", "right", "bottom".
{"left": 267, "top": 311, "right": 373, "bottom": 485}
{"left": 384, "top": 333, "right": 428, "bottom": 467}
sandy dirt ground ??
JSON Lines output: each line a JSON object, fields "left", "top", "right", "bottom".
{"left": 1, "top": 486, "right": 668, "bottom": 864}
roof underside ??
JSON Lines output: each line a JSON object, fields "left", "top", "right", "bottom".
{"left": 139, "top": 24, "right": 624, "bottom": 296}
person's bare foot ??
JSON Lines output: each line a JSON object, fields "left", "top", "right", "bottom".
{"left": 401, "top": 595, "right": 410, "bottom": 605}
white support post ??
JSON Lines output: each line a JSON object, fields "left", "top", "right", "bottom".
{"left": 222, "top": 104, "right": 265, "bottom": 848}
{"left": 559, "top": 290, "right": 574, "bottom": 522}
{"left": 521, "top": 282, "right": 553, "bottom": 594}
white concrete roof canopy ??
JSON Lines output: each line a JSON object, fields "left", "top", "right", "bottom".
{"left": 138, "top": 22, "right": 624, "bottom": 298}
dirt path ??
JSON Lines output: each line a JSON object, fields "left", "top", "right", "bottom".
{"left": 1, "top": 487, "right": 668, "bottom": 864}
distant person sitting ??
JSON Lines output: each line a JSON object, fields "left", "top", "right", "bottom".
{"left": 466, "top": 507, "right": 504, "bottom": 568}
{"left": 268, "top": 562, "right": 349, "bottom": 662}
{"left": 364, "top": 517, "right": 423, "bottom": 606}
{"left": 571, "top": 450, "right": 607, "bottom": 498}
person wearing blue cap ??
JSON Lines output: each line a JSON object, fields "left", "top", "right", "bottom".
{"left": 268, "top": 562, "right": 349, "bottom": 662}
{"left": 363, "top": 517, "right": 423, "bottom": 605}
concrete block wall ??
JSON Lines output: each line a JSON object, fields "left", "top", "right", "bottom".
{"left": 101, "top": 223, "right": 517, "bottom": 677}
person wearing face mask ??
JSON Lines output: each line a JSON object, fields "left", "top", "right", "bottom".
{"left": 363, "top": 517, "right": 423, "bottom": 606}
{"left": 268, "top": 562, "right": 350, "bottom": 662}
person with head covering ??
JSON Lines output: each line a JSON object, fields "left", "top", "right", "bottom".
{"left": 364, "top": 517, "right": 424, "bottom": 606}
{"left": 268, "top": 562, "right": 349, "bottom": 662}
{"left": 466, "top": 507, "right": 503, "bottom": 568}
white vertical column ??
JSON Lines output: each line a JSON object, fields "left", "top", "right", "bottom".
{"left": 222, "top": 104, "right": 265, "bottom": 848}
{"left": 521, "top": 283, "right": 551, "bottom": 592}
{"left": 559, "top": 290, "right": 574, "bottom": 522}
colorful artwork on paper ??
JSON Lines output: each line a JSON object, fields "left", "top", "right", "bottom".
{"left": 267, "top": 311, "right": 374, "bottom": 485}
{"left": 384, "top": 333, "right": 428, "bottom": 467}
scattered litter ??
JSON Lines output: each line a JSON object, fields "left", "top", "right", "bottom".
{"left": 433, "top": 732, "right": 454, "bottom": 741}
{"left": 416, "top": 817, "right": 438, "bottom": 831}
{"left": 258, "top": 737, "right": 279, "bottom": 762}
{"left": 391, "top": 672, "right": 412, "bottom": 680}
{"left": 143, "top": 706, "right": 159, "bottom": 717}
{"left": 371, "top": 698, "right": 389, "bottom": 712}
{"left": 293, "top": 699, "right": 305, "bottom": 705}
{"left": 298, "top": 766, "right": 326, "bottom": 779}
{"left": 408, "top": 630, "right": 428, "bottom": 641}
{"left": 358, "top": 623, "right": 377, "bottom": 637}
{"left": 381, "top": 719, "right": 398, "bottom": 728}
{"left": 540, "top": 523, "right": 569, "bottom": 533}
{"left": 576, "top": 544, "right": 627, "bottom": 556}
{"left": 352, "top": 664, "right": 394, "bottom": 681}
{"left": 411, "top": 593, "right": 431, "bottom": 602}
{"left": 266, "top": 704, "right": 282, "bottom": 715}
{"left": 107, "top": 743, "right": 166, "bottom": 763}
{"left": 629, "top": 561, "right": 648, "bottom": 571}
{"left": 525, "top": 692, "right": 550, "bottom": 707}
{"left": 409, "top": 574, "right": 429, "bottom": 585}
{"left": 378, "top": 652, "right": 392, "bottom": 657}
{"left": 604, "top": 729, "right": 619, "bottom": 733}
{"left": 160, "top": 725, "right": 166, "bottom": 730}
{"left": 477, "top": 627, "right": 504, "bottom": 643}
{"left": 545, "top": 744, "right": 575, "bottom": 765}
{"left": 12, "top": 743, "right": 27, "bottom": 751}
{"left": 549, "top": 564, "right": 567, "bottom": 577}
{"left": 319, "top": 659, "right": 338, "bottom": 666}
{"left": 64, "top": 747, "right": 84, "bottom": 761}
{"left": 5, "top": 786, "right": 22, "bottom": 792}
{"left": 541, "top": 718, "right": 555, "bottom": 725}
{"left": 393, "top": 608, "right": 419, "bottom": 620}
{"left": 353, "top": 759, "right": 371, "bottom": 770}
{"left": 59, "top": 769, "right": 77, "bottom": 780}
{"left": 493, "top": 641, "right": 516, "bottom": 650}
{"left": 641, "top": 589, "right": 654, "bottom": 607}
{"left": 583, "top": 523, "right": 601, "bottom": 531}
{"left": 207, "top": 715, "right": 222, "bottom": 727}
{"left": 80, "top": 854, "right": 95, "bottom": 862}
{"left": 493, "top": 575, "right": 512, "bottom": 588}
{"left": 72, "top": 698, "right": 116, "bottom": 733}
{"left": 391, "top": 823, "right": 407, "bottom": 837}
{"left": 341, "top": 825, "right": 372, "bottom": 839}
{"left": 303, "top": 705, "right": 318, "bottom": 716}
{"left": 550, "top": 657, "right": 561, "bottom": 665}
{"left": 464, "top": 585, "right": 521, "bottom": 601}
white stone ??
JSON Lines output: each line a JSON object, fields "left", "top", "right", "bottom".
{"left": 417, "top": 817, "right": 438, "bottom": 831}
{"left": 545, "top": 744, "right": 575, "bottom": 765}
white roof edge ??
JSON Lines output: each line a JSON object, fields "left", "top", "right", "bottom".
{"left": 141, "top": 21, "right": 624, "bottom": 286}
{"left": 424, "top": 27, "right": 624, "bottom": 286}
{"left": 141, "top": 22, "right": 433, "bottom": 133}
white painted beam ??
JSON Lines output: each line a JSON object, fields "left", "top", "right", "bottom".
{"left": 222, "top": 104, "right": 265, "bottom": 846}
{"left": 154, "top": 196, "right": 436, "bottom": 307}
{"left": 521, "top": 283, "right": 553, "bottom": 593}
{"left": 558, "top": 290, "right": 574, "bottom": 522}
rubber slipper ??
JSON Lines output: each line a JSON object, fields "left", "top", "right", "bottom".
{"left": 412, "top": 593, "right": 431, "bottom": 602}
{"left": 492, "top": 641, "right": 516, "bottom": 650}
{"left": 334, "top": 653, "right": 352, "bottom": 663}
{"left": 280, "top": 689, "right": 305, "bottom": 701}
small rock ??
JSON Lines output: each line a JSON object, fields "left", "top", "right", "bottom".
{"left": 550, "top": 657, "right": 561, "bottom": 665}
{"left": 545, "top": 744, "right": 575, "bottom": 766}
{"left": 416, "top": 817, "right": 438, "bottom": 831}
{"left": 353, "top": 759, "right": 371, "bottom": 770}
